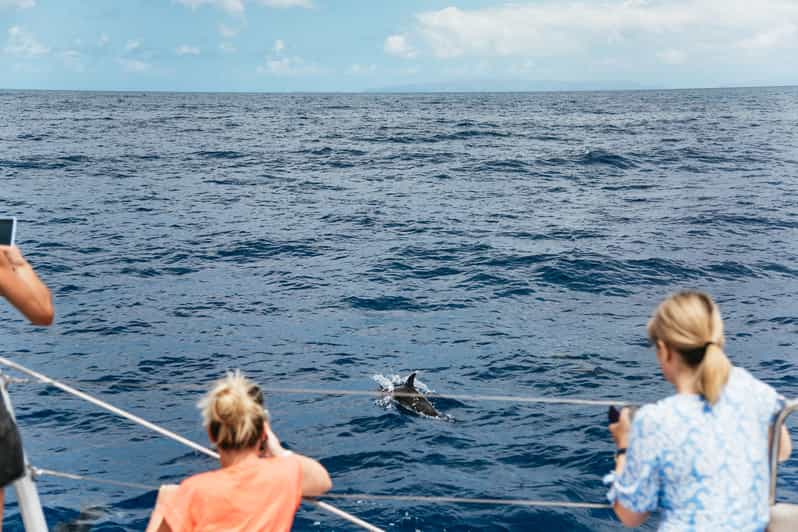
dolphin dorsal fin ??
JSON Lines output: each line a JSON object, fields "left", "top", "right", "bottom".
{"left": 406, "top": 372, "right": 417, "bottom": 388}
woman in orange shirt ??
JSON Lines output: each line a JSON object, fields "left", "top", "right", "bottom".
{"left": 149, "top": 371, "right": 332, "bottom": 532}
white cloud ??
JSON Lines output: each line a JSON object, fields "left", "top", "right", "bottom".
{"left": 508, "top": 59, "right": 536, "bottom": 75}
{"left": 125, "top": 40, "right": 140, "bottom": 52}
{"left": 657, "top": 49, "right": 687, "bottom": 65}
{"left": 219, "top": 42, "right": 237, "bottom": 53}
{"left": 119, "top": 58, "right": 151, "bottom": 73}
{"left": 176, "top": 44, "right": 200, "bottom": 55}
{"left": 348, "top": 63, "right": 376, "bottom": 75}
{"left": 0, "top": 0, "right": 35, "bottom": 8}
{"left": 4, "top": 26, "right": 48, "bottom": 56}
{"left": 408, "top": 1, "right": 798, "bottom": 59}
{"left": 384, "top": 34, "right": 416, "bottom": 59}
{"left": 61, "top": 50, "right": 84, "bottom": 72}
{"left": 257, "top": 47, "right": 320, "bottom": 76}
{"left": 736, "top": 24, "right": 798, "bottom": 50}
{"left": 98, "top": 33, "right": 110, "bottom": 47}
{"left": 256, "top": 0, "right": 311, "bottom": 7}
{"left": 176, "top": 0, "right": 310, "bottom": 13}
{"left": 219, "top": 24, "right": 239, "bottom": 38}
{"left": 176, "top": 0, "right": 244, "bottom": 14}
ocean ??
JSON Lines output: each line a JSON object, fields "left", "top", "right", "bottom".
{"left": 1, "top": 87, "right": 797, "bottom": 531}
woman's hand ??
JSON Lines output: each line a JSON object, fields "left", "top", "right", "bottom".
{"left": 609, "top": 407, "right": 632, "bottom": 449}
{"left": 264, "top": 425, "right": 288, "bottom": 458}
{"left": 0, "top": 246, "right": 28, "bottom": 269}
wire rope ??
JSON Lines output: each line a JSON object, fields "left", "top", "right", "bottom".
{"left": 0, "top": 357, "right": 384, "bottom": 532}
{"left": 32, "top": 467, "right": 612, "bottom": 510}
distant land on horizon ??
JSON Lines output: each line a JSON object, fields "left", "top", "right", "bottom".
{"left": 365, "top": 79, "right": 658, "bottom": 93}
{"left": 364, "top": 79, "right": 798, "bottom": 94}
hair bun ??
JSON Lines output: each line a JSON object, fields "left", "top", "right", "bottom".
{"left": 199, "top": 370, "right": 266, "bottom": 451}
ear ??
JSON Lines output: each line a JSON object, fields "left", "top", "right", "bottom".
{"left": 662, "top": 342, "right": 677, "bottom": 364}
{"left": 655, "top": 340, "right": 667, "bottom": 358}
{"left": 655, "top": 340, "right": 674, "bottom": 365}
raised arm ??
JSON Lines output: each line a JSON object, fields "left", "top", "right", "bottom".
{"left": 0, "top": 246, "right": 54, "bottom": 325}
{"left": 265, "top": 426, "right": 332, "bottom": 497}
{"left": 295, "top": 454, "right": 333, "bottom": 497}
{"left": 609, "top": 407, "right": 651, "bottom": 527}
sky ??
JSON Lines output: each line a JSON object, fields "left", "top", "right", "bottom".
{"left": 1, "top": 0, "right": 797, "bottom": 92}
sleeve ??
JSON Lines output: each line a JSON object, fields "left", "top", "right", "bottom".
{"left": 605, "top": 406, "right": 661, "bottom": 513}
{"left": 757, "top": 378, "right": 786, "bottom": 426}
{"left": 161, "top": 480, "right": 198, "bottom": 532}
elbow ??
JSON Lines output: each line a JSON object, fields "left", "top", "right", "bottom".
{"left": 619, "top": 515, "right": 643, "bottom": 528}
{"left": 304, "top": 471, "right": 332, "bottom": 497}
{"left": 29, "top": 303, "right": 54, "bottom": 326}
{"left": 315, "top": 471, "right": 333, "bottom": 496}
{"left": 319, "top": 476, "right": 332, "bottom": 495}
{"left": 614, "top": 502, "right": 648, "bottom": 528}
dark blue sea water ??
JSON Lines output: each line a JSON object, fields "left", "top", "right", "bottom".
{"left": 1, "top": 87, "right": 798, "bottom": 531}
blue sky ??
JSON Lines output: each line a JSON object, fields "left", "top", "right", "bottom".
{"left": 1, "top": 0, "right": 797, "bottom": 92}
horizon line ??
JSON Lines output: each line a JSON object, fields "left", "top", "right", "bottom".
{"left": 1, "top": 83, "right": 798, "bottom": 96}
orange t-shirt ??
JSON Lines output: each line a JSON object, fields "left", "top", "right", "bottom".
{"left": 162, "top": 454, "right": 303, "bottom": 532}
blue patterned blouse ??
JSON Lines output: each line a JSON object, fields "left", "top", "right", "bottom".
{"left": 605, "top": 367, "right": 784, "bottom": 531}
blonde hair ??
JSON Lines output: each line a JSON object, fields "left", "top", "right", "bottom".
{"left": 198, "top": 370, "right": 267, "bottom": 450}
{"left": 647, "top": 291, "right": 731, "bottom": 405}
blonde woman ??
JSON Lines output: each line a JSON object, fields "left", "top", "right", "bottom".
{"left": 149, "top": 371, "right": 331, "bottom": 532}
{"left": 607, "top": 291, "right": 792, "bottom": 530}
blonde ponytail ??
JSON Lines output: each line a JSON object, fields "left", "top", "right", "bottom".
{"left": 697, "top": 343, "right": 731, "bottom": 405}
{"left": 647, "top": 291, "right": 731, "bottom": 405}
{"left": 199, "top": 370, "right": 266, "bottom": 450}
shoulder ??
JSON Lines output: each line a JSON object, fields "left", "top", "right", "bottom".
{"left": 633, "top": 394, "right": 699, "bottom": 433}
{"left": 261, "top": 454, "right": 302, "bottom": 476}
{"left": 725, "top": 366, "right": 777, "bottom": 399}
{"left": 728, "top": 365, "right": 765, "bottom": 388}
{"left": 628, "top": 402, "right": 666, "bottom": 446}
{"left": 636, "top": 395, "right": 681, "bottom": 424}
{"left": 726, "top": 365, "right": 784, "bottom": 412}
{"left": 179, "top": 469, "right": 221, "bottom": 494}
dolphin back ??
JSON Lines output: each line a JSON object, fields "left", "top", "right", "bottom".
{"left": 392, "top": 372, "right": 441, "bottom": 418}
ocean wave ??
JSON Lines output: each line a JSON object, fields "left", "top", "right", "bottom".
{"left": 193, "top": 150, "right": 246, "bottom": 159}
{"left": 6, "top": 88, "right": 798, "bottom": 532}
{"left": 577, "top": 149, "right": 636, "bottom": 169}
{"left": 216, "top": 238, "right": 321, "bottom": 261}
{"left": 298, "top": 146, "right": 368, "bottom": 157}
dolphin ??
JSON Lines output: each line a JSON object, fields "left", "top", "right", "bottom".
{"left": 54, "top": 507, "right": 102, "bottom": 532}
{"left": 391, "top": 372, "right": 441, "bottom": 418}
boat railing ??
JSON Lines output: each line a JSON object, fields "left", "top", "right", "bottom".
{"left": 768, "top": 399, "right": 798, "bottom": 532}
{"left": 2, "top": 356, "right": 797, "bottom": 531}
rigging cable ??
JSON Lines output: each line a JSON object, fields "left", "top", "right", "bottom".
{"left": 0, "top": 356, "right": 384, "bottom": 532}
{"left": 31, "top": 466, "right": 611, "bottom": 510}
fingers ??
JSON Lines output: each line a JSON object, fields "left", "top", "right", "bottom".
{"left": 609, "top": 408, "right": 632, "bottom": 448}
{"left": 619, "top": 407, "right": 631, "bottom": 424}
{"left": 0, "top": 246, "right": 25, "bottom": 267}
